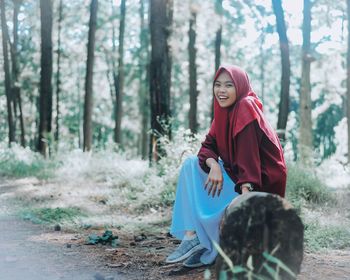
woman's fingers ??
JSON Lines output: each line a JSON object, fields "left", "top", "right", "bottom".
{"left": 217, "top": 183, "right": 222, "bottom": 197}
{"left": 207, "top": 180, "right": 215, "bottom": 195}
{"left": 212, "top": 181, "right": 223, "bottom": 197}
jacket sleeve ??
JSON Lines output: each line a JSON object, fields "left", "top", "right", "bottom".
{"left": 197, "top": 120, "right": 219, "bottom": 173}
{"left": 234, "top": 120, "right": 263, "bottom": 193}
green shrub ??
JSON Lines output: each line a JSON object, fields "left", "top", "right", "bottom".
{"left": 21, "top": 207, "right": 84, "bottom": 224}
{"left": 0, "top": 144, "right": 58, "bottom": 179}
{"left": 286, "top": 163, "right": 334, "bottom": 205}
{"left": 304, "top": 221, "right": 350, "bottom": 251}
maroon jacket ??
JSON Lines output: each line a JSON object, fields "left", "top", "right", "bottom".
{"left": 197, "top": 120, "right": 287, "bottom": 197}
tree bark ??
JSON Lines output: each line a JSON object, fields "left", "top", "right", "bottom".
{"left": 12, "top": 0, "right": 25, "bottom": 147}
{"left": 299, "top": 0, "right": 313, "bottom": 163}
{"left": 139, "top": 0, "right": 150, "bottom": 159}
{"left": 83, "top": 0, "right": 98, "bottom": 152}
{"left": 113, "top": 0, "right": 126, "bottom": 144}
{"left": 347, "top": 0, "right": 350, "bottom": 164}
{"left": 272, "top": 0, "right": 291, "bottom": 143}
{"left": 216, "top": 193, "right": 304, "bottom": 280}
{"left": 188, "top": 10, "right": 198, "bottom": 134}
{"left": 149, "top": 0, "right": 173, "bottom": 161}
{"left": 1, "top": 0, "right": 15, "bottom": 145}
{"left": 54, "top": 0, "right": 63, "bottom": 144}
{"left": 38, "top": 0, "right": 53, "bottom": 156}
{"left": 211, "top": 0, "right": 223, "bottom": 121}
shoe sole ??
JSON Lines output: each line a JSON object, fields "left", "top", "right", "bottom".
{"left": 183, "top": 262, "right": 204, "bottom": 268}
{"left": 165, "top": 244, "right": 203, "bottom": 263}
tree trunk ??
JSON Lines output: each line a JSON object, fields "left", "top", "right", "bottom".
{"left": 83, "top": 0, "right": 98, "bottom": 152}
{"left": 113, "top": 0, "right": 126, "bottom": 144}
{"left": 188, "top": 10, "right": 198, "bottom": 134}
{"left": 272, "top": 0, "right": 290, "bottom": 143}
{"left": 149, "top": 0, "right": 173, "bottom": 161}
{"left": 216, "top": 193, "right": 304, "bottom": 280}
{"left": 55, "top": 0, "right": 63, "bottom": 144}
{"left": 211, "top": 0, "right": 223, "bottom": 121}
{"left": 38, "top": 0, "right": 53, "bottom": 156}
{"left": 139, "top": 0, "right": 150, "bottom": 159}
{"left": 299, "top": 0, "right": 313, "bottom": 163}
{"left": 347, "top": 0, "right": 350, "bottom": 164}
{"left": 260, "top": 33, "right": 265, "bottom": 103}
{"left": 0, "top": 0, "right": 15, "bottom": 145}
{"left": 12, "top": 0, "right": 25, "bottom": 147}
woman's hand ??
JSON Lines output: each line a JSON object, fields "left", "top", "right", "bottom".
{"left": 205, "top": 158, "right": 223, "bottom": 197}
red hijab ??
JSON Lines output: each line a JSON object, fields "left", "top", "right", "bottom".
{"left": 211, "top": 65, "right": 283, "bottom": 166}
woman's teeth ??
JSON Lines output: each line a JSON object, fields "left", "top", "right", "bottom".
{"left": 219, "top": 96, "right": 228, "bottom": 100}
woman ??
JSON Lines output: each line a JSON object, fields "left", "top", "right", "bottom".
{"left": 165, "top": 65, "right": 287, "bottom": 268}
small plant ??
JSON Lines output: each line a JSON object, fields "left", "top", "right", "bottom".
{"left": 86, "top": 230, "right": 119, "bottom": 247}
{"left": 213, "top": 242, "right": 296, "bottom": 280}
{"left": 21, "top": 207, "right": 84, "bottom": 224}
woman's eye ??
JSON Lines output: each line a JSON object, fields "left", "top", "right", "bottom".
{"left": 226, "top": 84, "right": 233, "bottom": 87}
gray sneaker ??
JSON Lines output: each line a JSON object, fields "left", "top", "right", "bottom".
{"left": 165, "top": 236, "right": 203, "bottom": 263}
{"left": 183, "top": 248, "right": 207, "bottom": 268}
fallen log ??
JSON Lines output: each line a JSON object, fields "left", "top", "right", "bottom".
{"left": 216, "top": 192, "right": 304, "bottom": 279}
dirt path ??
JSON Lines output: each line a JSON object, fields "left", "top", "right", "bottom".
{"left": 0, "top": 214, "right": 130, "bottom": 280}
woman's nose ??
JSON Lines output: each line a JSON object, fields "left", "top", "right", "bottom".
{"left": 219, "top": 86, "right": 226, "bottom": 93}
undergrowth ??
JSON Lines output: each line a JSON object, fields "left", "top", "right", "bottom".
{"left": 0, "top": 143, "right": 58, "bottom": 179}
{"left": 286, "top": 162, "right": 334, "bottom": 205}
{"left": 20, "top": 207, "right": 84, "bottom": 224}
{"left": 304, "top": 221, "right": 350, "bottom": 251}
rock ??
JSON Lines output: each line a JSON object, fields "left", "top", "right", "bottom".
{"left": 134, "top": 233, "right": 147, "bottom": 242}
{"left": 54, "top": 224, "right": 61, "bottom": 231}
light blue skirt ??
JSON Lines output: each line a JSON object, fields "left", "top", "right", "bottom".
{"left": 170, "top": 155, "right": 239, "bottom": 264}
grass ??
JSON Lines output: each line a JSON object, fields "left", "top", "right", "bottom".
{"left": 0, "top": 144, "right": 59, "bottom": 179}
{"left": 20, "top": 207, "right": 85, "bottom": 224}
{"left": 304, "top": 221, "right": 350, "bottom": 251}
{"left": 286, "top": 162, "right": 334, "bottom": 205}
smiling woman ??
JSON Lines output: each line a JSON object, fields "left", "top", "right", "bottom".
{"left": 165, "top": 65, "right": 287, "bottom": 269}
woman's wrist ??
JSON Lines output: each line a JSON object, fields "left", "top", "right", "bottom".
{"left": 206, "top": 158, "right": 219, "bottom": 169}
{"left": 240, "top": 183, "right": 253, "bottom": 192}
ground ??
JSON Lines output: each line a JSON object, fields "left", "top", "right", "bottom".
{"left": 1, "top": 180, "right": 350, "bottom": 280}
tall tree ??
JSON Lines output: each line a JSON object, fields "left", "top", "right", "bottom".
{"left": 149, "top": 0, "right": 173, "bottom": 161}
{"left": 0, "top": 0, "right": 15, "bottom": 144}
{"left": 38, "top": 0, "right": 53, "bottom": 156}
{"left": 272, "top": 0, "right": 291, "bottom": 143}
{"left": 211, "top": 0, "right": 223, "bottom": 121}
{"left": 347, "top": 0, "right": 350, "bottom": 163}
{"left": 83, "top": 0, "right": 98, "bottom": 151}
{"left": 299, "top": 0, "right": 313, "bottom": 162}
{"left": 113, "top": 0, "right": 126, "bottom": 144}
{"left": 138, "top": 0, "right": 150, "bottom": 159}
{"left": 11, "top": 0, "right": 25, "bottom": 147}
{"left": 55, "top": 0, "right": 63, "bottom": 144}
{"left": 188, "top": 6, "right": 198, "bottom": 133}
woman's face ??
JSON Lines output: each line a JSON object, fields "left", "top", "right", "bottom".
{"left": 214, "top": 71, "right": 237, "bottom": 108}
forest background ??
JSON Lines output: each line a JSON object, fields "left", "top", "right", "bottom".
{"left": 1, "top": 0, "right": 350, "bottom": 275}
